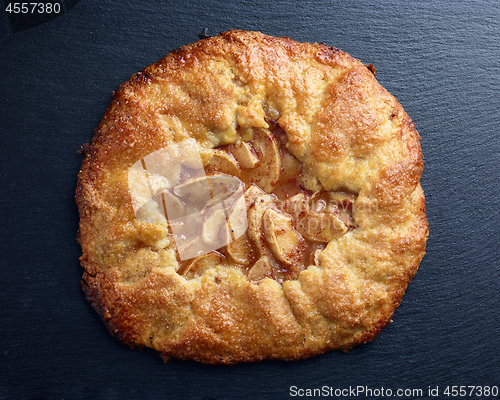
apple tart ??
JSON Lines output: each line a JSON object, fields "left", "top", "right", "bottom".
{"left": 76, "top": 30, "right": 428, "bottom": 364}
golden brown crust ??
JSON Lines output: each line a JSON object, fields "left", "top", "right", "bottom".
{"left": 76, "top": 30, "right": 428, "bottom": 364}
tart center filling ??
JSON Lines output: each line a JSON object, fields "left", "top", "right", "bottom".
{"left": 130, "top": 127, "right": 356, "bottom": 283}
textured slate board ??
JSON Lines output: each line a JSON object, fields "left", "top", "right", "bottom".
{"left": 0, "top": 1, "right": 499, "bottom": 399}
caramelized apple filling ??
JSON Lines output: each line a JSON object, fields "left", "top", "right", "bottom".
{"left": 175, "top": 127, "right": 357, "bottom": 283}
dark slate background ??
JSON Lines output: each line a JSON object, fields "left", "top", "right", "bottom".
{"left": 1, "top": 1, "right": 499, "bottom": 399}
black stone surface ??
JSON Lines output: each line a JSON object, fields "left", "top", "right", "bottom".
{"left": 0, "top": 1, "right": 499, "bottom": 399}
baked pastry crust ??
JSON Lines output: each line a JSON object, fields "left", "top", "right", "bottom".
{"left": 76, "top": 30, "right": 428, "bottom": 364}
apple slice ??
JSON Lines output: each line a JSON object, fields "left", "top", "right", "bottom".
{"left": 173, "top": 174, "right": 242, "bottom": 209}
{"left": 310, "top": 191, "right": 328, "bottom": 212}
{"left": 243, "top": 184, "right": 266, "bottom": 208}
{"left": 312, "top": 248, "right": 323, "bottom": 266}
{"left": 227, "top": 140, "right": 259, "bottom": 169}
{"left": 201, "top": 207, "right": 231, "bottom": 247}
{"left": 281, "top": 192, "right": 309, "bottom": 220}
{"left": 245, "top": 129, "right": 281, "bottom": 192}
{"left": 182, "top": 252, "right": 226, "bottom": 279}
{"left": 208, "top": 175, "right": 244, "bottom": 207}
{"left": 297, "top": 210, "right": 348, "bottom": 242}
{"left": 173, "top": 175, "right": 211, "bottom": 207}
{"left": 206, "top": 149, "right": 241, "bottom": 177}
{"left": 225, "top": 193, "right": 248, "bottom": 240}
{"left": 262, "top": 207, "right": 305, "bottom": 266}
{"left": 247, "top": 255, "right": 275, "bottom": 282}
{"left": 225, "top": 232, "right": 255, "bottom": 266}
{"left": 280, "top": 145, "right": 302, "bottom": 183}
{"left": 246, "top": 193, "right": 275, "bottom": 253}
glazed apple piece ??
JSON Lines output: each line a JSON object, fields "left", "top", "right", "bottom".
{"left": 172, "top": 175, "right": 211, "bottom": 207}
{"left": 225, "top": 193, "right": 248, "bottom": 240}
{"left": 205, "top": 149, "right": 241, "bottom": 177}
{"left": 297, "top": 210, "right": 348, "bottom": 242}
{"left": 279, "top": 145, "right": 302, "bottom": 183}
{"left": 201, "top": 207, "right": 231, "bottom": 247}
{"left": 227, "top": 140, "right": 259, "bottom": 169}
{"left": 281, "top": 192, "right": 310, "bottom": 220}
{"left": 201, "top": 191, "right": 247, "bottom": 249}
{"left": 182, "top": 252, "right": 227, "bottom": 279}
{"left": 217, "top": 185, "right": 264, "bottom": 266}
{"left": 208, "top": 174, "right": 244, "bottom": 203}
{"left": 262, "top": 207, "right": 305, "bottom": 266}
{"left": 310, "top": 192, "right": 328, "bottom": 212}
{"left": 243, "top": 184, "right": 266, "bottom": 207}
{"left": 247, "top": 255, "right": 275, "bottom": 282}
{"left": 173, "top": 174, "right": 241, "bottom": 209}
{"left": 246, "top": 193, "right": 275, "bottom": 253}
{"left": 312, "top": 248, "right": 322, "bottom": 266}
{"left": 245, "top": 129, "right": 281, "bottom": 192}
{"left": 225, "top": 232, "right": 255, "bottom": 266}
